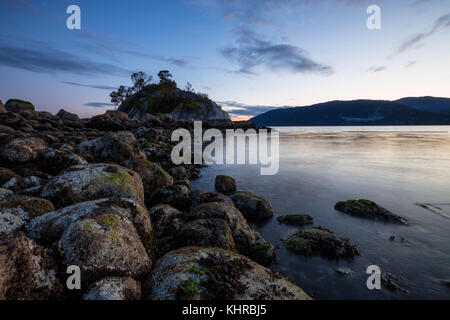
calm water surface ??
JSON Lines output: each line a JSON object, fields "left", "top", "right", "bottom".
{"left": 191, "top": 126, "right": 450, "bottom": 300}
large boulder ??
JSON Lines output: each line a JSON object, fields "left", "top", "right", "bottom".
{"left": 188, "top": 202, "right": 275, "bottom": 265}
{"left": 75, "top": 131, "right": 146, "bottom": 163}
{"left": 230, "top": 191, "right": 274, "bottom": 221}
{"left": 40, "top": 163, "right": 144, "bottom": 208}
{"left": 149, "top": 185, "right": 191, "bottom": 211}
{"left": 286, "top": 227, "right": 359, "bottom": 259}
{"left": 122, "top": 159, "right": 173, "bottom": 204}
{"left": 57, "top": 211, "right": 151, "bottom": 285}
{"left": 0, "top": 137, "right": 48, "bottom": 164}
{"left": 83, "top": 277, "right": 141, "bottom": 300}
{"left": 149, "top": 204, "right": 186, "bottom": 239}
{"left": 215, "top": 175, "right": 237, "bottom": 195}
{"left": 144, "top": 247, "right": 311, "bottom": 300}
{"left": 190, "top": 190, "right": 234, "bottom": 207}
{"left": 26, "top": 198, "right": 153, "bottom": 253}
{"left": 4, "top": 99, "right": 35, "bottom": 113}
{"left": 56, "top": 109, "right": 79, "bottom": 122}
{"left": 335, "top": 199, "right": 408, "bottom": 224}
{"left": 0, "top": 233, "right": 63, "bottom": 300}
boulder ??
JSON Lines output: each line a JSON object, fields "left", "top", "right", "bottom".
{"left": 144, "top": 247, "right": 310, "bottom": 300}
{"left": 286, "top": 227, "right": 359, "bottom": 259}
{"left": 83, "top": 277, "right": 141, "bottom": 300}
{"left": 57, "top": 211, "right": 151, "bottom": 285}
{"left": 150, "top": 185, "right": 191, "bottom": 211}
{"left": 190, "top": 190, "right": 234, "bottom": 207}
{"left": 4, "top": 99, "right": 35, "bottom": 113}
{"left": 0, "top": 168, "right": 21, "bottom": 188}
{"left": 0, "top": 188, "right": 13, "bottom": 201}
{"left": 86, "top": 113, "right": 125, "bottom": 131}
{"left": 75, "top": 131, "right": 146, "bottom": 163}
{"left": 335, "top": 199, "right": 408, "bottom": 224}
{"left": 0, "top": 125, "right": 14, "bottom": 134}
{"left": 0, "top": 99, "right": 6, "bottom": 113}
{"left": 42, "top": 150, "right": 88, "bottom": 175}
{"left": 123, "top": 159, "right": 173, "bottom": 204}
{"left": 178, "top": 218, "right": 237, "bottom": 251}
{"left": 27, "top": 198, "right": 153, "bottom": 252}
{"left": 56, "top": 109, "right": 80, "bottom": 122}
{"left": 230, "top": 191, "right": 274, "bottom": 221}
{"left": 149, "top": 204, "right": 186, "bottom": 239}
{"left": 277, "top": 214, "right": 314, "bottom": 226}
{"left": 0, "top": 233, "right": 63, "bottom": 300}
{"left": 188, "top": 202, "right": 275, "bottom": 265}
{"left": 215, "top": 175, "right": 237, "bottom": 195}
{"left": 0, "top": 137, "right": 48, "bottom": 164}
{"left": 40, "top": 163, "right": 144, "bottom": 208}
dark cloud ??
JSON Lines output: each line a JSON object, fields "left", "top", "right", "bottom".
{"left": 63, "top": 82, "right": 117, "bottom": 91}
{"left": 219, "top": 100, "right": 287, "bottom": 117}
{"left": 0, "top": 43, "right": 131, "bottom": 77}
{"left": 84, "top": 102, "right": 116, "bottom": 108}
{"left": 221, "top": 30, "right": 333, "bottom": 74}
{"left": 396, "top": 13, "right": 450, "bottom": 54}
{"left": 367, "top": 66, "right": 386, "bottom": 73}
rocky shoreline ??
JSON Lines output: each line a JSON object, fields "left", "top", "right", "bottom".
{"left": 0, "top": 99, "right": 309, "bottom": 300}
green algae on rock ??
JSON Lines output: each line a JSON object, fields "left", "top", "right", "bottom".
{"left": 335, "top": 199, "right": 408, "bottom": 224}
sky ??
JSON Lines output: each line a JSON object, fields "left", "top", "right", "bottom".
{"left": 0, "top": 0, "right": 449, "bottom": 120}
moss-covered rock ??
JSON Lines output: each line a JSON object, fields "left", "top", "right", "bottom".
{"left": 335, "top": 199, "right": 408, "bottom": 224}
{"left": 0, "top": 137, "right": 48, "bottom": 164}
{"left": 215, "top": 175, "right": 237, "bottom": 195}
{"left": 149, "top": 185, "right": 191, "bottom": 211}
{"left": 286, "top": 227, "right": 359, "bottom": 259}
{"left": 83, "top": 277, "right": 141, "bottom": 300}
{"left": 230, "top": 191, "right": 274, "bottom": 221}
{"left": 277, "top": 214, "right": 314, "bottom": 226}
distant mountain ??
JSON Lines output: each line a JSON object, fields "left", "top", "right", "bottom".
{"left": 395, "top": 97, "right": 450, "bottom": 115}
{"left": 250, "top": 99, "right": 450, "bottom": 126}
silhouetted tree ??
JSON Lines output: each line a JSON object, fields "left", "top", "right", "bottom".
{"left": 158, "top": 70, "right": 173, "bottom": 84}
{"left": 131, "top": 72, "right": 152, "bottom": 93}
{"left": 185, "top": 82, "right": 194, "bottom": 92}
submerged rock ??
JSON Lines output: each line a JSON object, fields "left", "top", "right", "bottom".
{"left": 0, "top": 233, "right": 63, "bottom": 300}
{"left": 381, "top": 272, "right": 409, "bottom": 293}
{"left": 277, "top": 214, "right": 314, "bottom": 226}
{"left": 230, "top": 191, "right": 274, "bottom": 221}
{"left": 335, "top": 199, "right": 408, "bottom": 224}
{"left": 83, "top": 277, "right": 141, "bottom": 301}
{"left": 144, "top": 246, "right": 311, "bottom": 300}
{"left": 215, "top": 175, "right": 237, "bottom": 195}
{"left": 40, "top": 163, "right": 144, "bottom": 208}
{"left": 286, "top": 227, "right": 359, "bottom": 259}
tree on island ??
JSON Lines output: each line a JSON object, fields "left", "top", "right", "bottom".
{"left": 110, "top": 71, "right": 153, "bottom": 107}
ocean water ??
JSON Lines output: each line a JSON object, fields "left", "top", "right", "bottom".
{"left": 191, "top": 126, "right": 450, "bottom": 300}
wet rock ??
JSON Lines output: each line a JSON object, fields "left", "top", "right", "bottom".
{"left": 150, "top": 185, "right": 191, "bottom": 211}
{"left": 334, "top": 267, "right": 353, "bottom": 276}
{"left": 381, "top": 272, "right": 409, "bottom": 293}
{"left": 149, "top": 204, "right": 186, "bottom": 239}
{"left": 144, "top": 247, "right": 311, "bottom": 300}
{"left": 214, "top": 175, "right": 237, "bottom": 195}
{"left": 57, "top": 211, "right": 151, "bottom": 285}
{"left": 441, "top": 279, "right": 450, "bottom": 288}
{"left": 178, "top": 218, "right": 237, "bottom": 251}
{"left": 230, "top": 191, "right": 274, "bottom": 221}
{"left": 83, "top": 277, "right": 141, "bottom": 300}
{"left": 0, "top": 233, "right": 63, "bottom": 300}
{"left": 335, "top": 199, "right": 408, "bottom": 224}
{"left": 4, "top": 99, "right": 35, "bottom": 113}
{"left": 286, "top": 227, "right": 359, "bottom": 259}
{"left": 277, "top": 214, "right": 314, "bottom": 226}
{"left": 188, "top": 202, "right": 275, "bottom": 265}
{"left": 190, "top": 190, "right": 234, "bottom": 207}
{"left": 75, "top": 131, "right": 146, "bottom": 163}
{"left": 168, "top": 165, "right": 189, "bottom": 181}
{"left": 40, "top": 163, "right": 144, "bottom": 208}
{"left": 27, "top": 198, "right": 153, "bottom": 253}
{"left": 0, "top": 137, "right": 48, "bottom": 164}
{"left": 123, "top": 159, "right": 173, "bottom": 204}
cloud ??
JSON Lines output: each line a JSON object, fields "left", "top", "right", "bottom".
{"left": 219, "top": 100, "right": 286, "bottom": 117}
{"left": 405, "top": 61, "right": 417, "bottom": 68}
{"left": 62, "top": 82, "right": 117, "bottom": 91}
{"left": 396, "top": 13, "right": 450, "bottom": 55}
{"left": 221, "top": 29, "right": 333, "bottom": 74}
{"left": 0, "top": 43, "right": 131, "bottom": 77}
{"left": 84, "top": 102, "right": 116, "bottom": 108}
{"left": 367, "top": 66, "right": 386, "bottom": 73}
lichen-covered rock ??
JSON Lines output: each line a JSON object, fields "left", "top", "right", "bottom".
{"left": 277, "top": 214, "right": 314, "bottom": 226}
{"left": 188, "top": 202, "right": 275, "bottom": 265}
{"left": 42, "top": 149, "right": 88, "bottom": 175}
{"left": 214, "top": 175, "right": 237, "bottom": 195}
{"left": 335, "top": 199, "right": 408, "bottom": 224}
{"left": 190, "top": 190, "right": 234, "bottom": 207}
{"left": 230, "top": 191, "right": 274, "bottom": 221}
{"left": 26, "top": 198, "right": 153, "bottom": 254}
{"left": 0, "top": 188, "right": 13, "bottom": 201}
{"left": 286, "top": 227, "right": 359, "bottom": 259}
{"left": 75, "top": 131, "right": 146, "bottom": 163}
{"left": 0, "top": 233, "right": 63, "bottom": 300}
{"left": 0, "top": 137, "right": 48, "bottom": 164}
{"left": 149, "top": 204, "right": 186, "bottom": 239}
{"left": 83, "top": 277, "right": 141, "bottom": 300}
{"left": 123, "top": 159, "right": 173, "bottom": 204}
{"left": 178, "top": 218, "right": 237, "bottom": 251}
{"left": 144, "top": 247, "right": 310, "bottom": 300}
{"left": 0, "top": 168, "right": 22, "bottom": 191}
{"left": 58, "top": 212, "right": 151, "bottom": 285}
{"left": 4, "top": 99, "right": 35, "bottom": 113}
{"left": 150, "top": 185, "right": 191, "bottom": 211}
{"left": 40, "top": 163, "right": 144, "bottom": 208}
